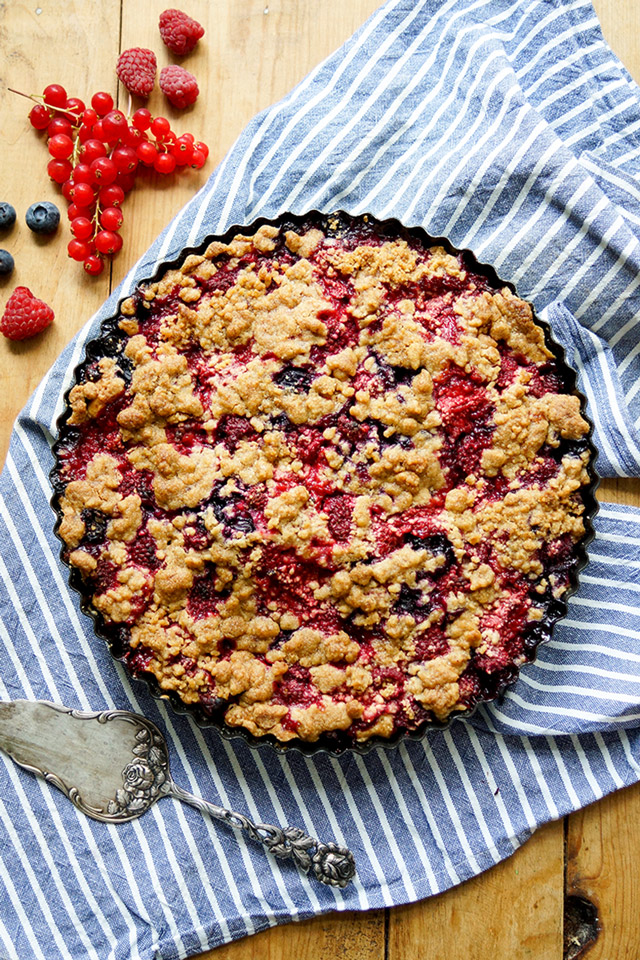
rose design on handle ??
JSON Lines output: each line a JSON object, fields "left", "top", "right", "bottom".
{"left": 107, "top": 728, "right": 169, "bottom": 816}
{"left": 312, "top": 842, "right": 357, "bottom": 887}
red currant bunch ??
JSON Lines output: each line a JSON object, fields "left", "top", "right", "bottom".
{"left": 20, "top": 82, "right": 210, "bottom": 276}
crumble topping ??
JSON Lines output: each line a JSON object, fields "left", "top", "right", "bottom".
{"left": 68, "top": 358, "right": 125, "bottom": 426}
{"left": 53, "top": 213, "right": 593, "bottom": 745}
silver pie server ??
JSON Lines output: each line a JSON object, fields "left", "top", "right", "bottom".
{"left": 0, "top": 699, "right": 356, "bottom": 887}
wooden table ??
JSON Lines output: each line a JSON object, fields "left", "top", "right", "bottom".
{"left": 1, "top": 2, "right": 638, "bottom": 958}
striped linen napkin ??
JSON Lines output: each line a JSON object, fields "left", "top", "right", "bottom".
{"left": 2, "top": 0, "right": 640, "bottom": 957}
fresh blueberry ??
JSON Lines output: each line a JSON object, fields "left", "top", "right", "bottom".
{"left": 25, "top": 201, "right": 60, "bottom": 235}
{"left": 0, "top": 250, "right": 14, "bottom": 276}
{"left": 0, "top": 203, "right": 16, "bottom": 230}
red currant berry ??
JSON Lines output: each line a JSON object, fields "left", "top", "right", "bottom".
{"left": 71, "top": 182, "right": 96, "bottom": 207}
{"left": 102, "top": 110, "right": 128, "bottom": 143}
{"left": 47, "top": 158, "right": 72, "bottom": 184}
{"left": 61, "top": 179, "right": 75, "bottom": 202}
{"left": 99, "top": 184, "right": 125, "bottom": 208}
{"left": 150, "top": 116, "right": 171, "bottom": 139}
{"left": 77, "top": 124, "right": 93, "bottom": 143}
{"left": 82, "top": 108, "right": 98, "bottom": 127}
{"left": 124, "top": 125, "right": 144, "bottom": 148}
{"left": 109, "top": 232, "right": 123, "bottom": 253}
{"left": 72, "top": 163, "right": 94, "bottom": 184}
{"left": 29, "top": 104, "right": 52, "bottom": 130}
{"left": 136, "top": 141, "right": 158, "bottom": 165}
{"left": 48, "top": 133, "right": 74, "bottom": 159}
{"left": 111, "top": 146, "right": 138, "bottom": 173}
{"left": 94, "top": 230, "right": 119, "bottom": 254}
{"left": 171, "top": 148, "right": 192, "bottom": 167}
{"left": 43, "top": 84, "right": 67, "bottom": 108}
{"left": 91, "top": 157, "right": 117, "bottom": 185}
{"left": 181, "top": 132, "right": 195, "bottom": 144}
{"left": 65, "top": 97, "right": 85, "bottom": 116}
{"left": 171, "top": 136, "right": 193, "bottom": 165}
{"left": 154, "top": 152, "right": 176, "bottom": 175}
{"left": 67, "top": 202, "right": 94, "bottom": 221}
{"left": 68, "top": 239, "right": 91, "bottom": 261}
{"left": 193, "top": 141, "right": 209, "bottom": 159}
{"left": 100, "top": 207, "right": 123, "bottom": 231}
{"left": 47, "top": 117, "right": 73, "bottom": 138}
{"left": 190, "top": 148, "right": 206, "bottom": 169}
{"left": 91, "top": 92, "right": 114, "bottom": 117}
{"left": 70, "top": 216, "right": 94, "bottom": 240}
{"left": 115, "top": 172, "right": 136, "bottom": 193}
{"left": 80, "top": 139, "right": 107, "bottom": 163}
{"left": 132, "top": 108, "right": 152, "bottom": 131}
{"left": 83, "top": 254, "right": 104, "bottom": 275}
{"left": 91, "top": 120, "right": 106, "bottom": 141}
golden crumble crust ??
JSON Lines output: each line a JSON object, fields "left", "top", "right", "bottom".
{"left": 53, "top": 213, "right": 594, "bottom": 746}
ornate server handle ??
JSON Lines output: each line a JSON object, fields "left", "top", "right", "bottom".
{"left": 168, "top": 782, "right": 356, "bottom": 887}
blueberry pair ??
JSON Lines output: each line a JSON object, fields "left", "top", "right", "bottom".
{"left": 0, "top": 201, "right": 61, "bottom": 277}
{"left": 1, "top": 200, "right": 59, "bottom": 233}
{"left": 0, "top": 203, "right": 16, "bottom": 275}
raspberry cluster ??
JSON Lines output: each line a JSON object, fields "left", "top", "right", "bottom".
{"left": 27, "top": 84, "right": 209, "bottom": 277}
{"left": 113, "top": 9, "right": 204, "bottom": 103}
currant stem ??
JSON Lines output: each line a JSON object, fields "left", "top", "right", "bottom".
{"left": 7, "top": 87, "right": 39, "bottom": 103}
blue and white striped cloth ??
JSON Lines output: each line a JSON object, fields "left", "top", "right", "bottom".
{"left": 2, "top": 0, "right": 640, "bottom": 957}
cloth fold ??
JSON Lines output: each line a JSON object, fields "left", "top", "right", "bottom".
{"left": 2, "top": 1, "right": 640, "bottom": 958}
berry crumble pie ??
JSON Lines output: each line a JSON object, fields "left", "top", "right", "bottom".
{"left": 52, "top": 212, "right": 595, "bottom": 748}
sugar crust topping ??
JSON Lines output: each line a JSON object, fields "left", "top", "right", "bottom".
{"left": 55, "top": 215, "right": 592, "bottom": 744}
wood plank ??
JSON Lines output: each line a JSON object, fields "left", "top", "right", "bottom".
{"left": 567, "top": 1, "right": 640, "bottom": 957}
{"left": 388, "top": 821, "right": 564, "bottom": 960}
{"left": 207, "top": 910, "right": 385, "bottom": 960}
{"left": 566, "top": 783, "right": 640, "bottom": 960}
{"left": 0, "top": 0, "right": 121, "bottom": 464}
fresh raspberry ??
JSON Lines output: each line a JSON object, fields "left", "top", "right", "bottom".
{"left": 159, "top": 65, "right": 199, "bottom": 109}
{"left": 158, "top": 8, "right": 204, "bottom": 55}
{"left": 0, "top": 287, "right": 54, "bottom": 341}
{"left": 116, "top": 47, "right": 157, "bottom": 97}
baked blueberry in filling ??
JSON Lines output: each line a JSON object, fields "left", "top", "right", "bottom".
{"left": 52, "top": 212, "right": 593, "bottom": 745}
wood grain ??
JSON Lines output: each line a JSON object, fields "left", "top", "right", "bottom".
{"left": 0, "top": 2, "right": 638, "bottom": 959}
{"left": 210, "top": 910, "right": 385, "bottom": 960}
{"left": 389, "top": 820, "right": 565, "bottom": 960}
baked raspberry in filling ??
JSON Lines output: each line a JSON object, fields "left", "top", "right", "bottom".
{"left": 52, "top": 212, "right": 593, "bottom": 746}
